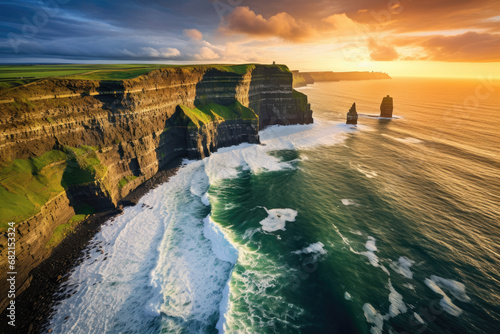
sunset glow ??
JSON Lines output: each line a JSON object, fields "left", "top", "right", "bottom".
{"left": 1, "top": 0, "right": 499, "bottom": 78}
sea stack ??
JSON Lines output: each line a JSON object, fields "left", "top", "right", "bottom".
{"left": 346, "top": 103, "right": 358, "bottom": 125}
{"left": 380, "top": 95, "right": 393, "bottom": 117}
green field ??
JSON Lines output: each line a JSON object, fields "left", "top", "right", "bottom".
{"left": 0, "top": 63, "right": 290, "bottom": 92}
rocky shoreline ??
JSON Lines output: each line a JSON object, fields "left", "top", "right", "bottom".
{"left": 0, "top": 166, "right": 179, "bottom": 334}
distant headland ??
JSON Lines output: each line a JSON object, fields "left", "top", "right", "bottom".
{"left": 292, "top": 70, "right": 391, "bottom": 88}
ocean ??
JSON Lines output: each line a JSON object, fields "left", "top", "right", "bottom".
{"left": 46, "top": 77, "right": 500, "bottom": 334}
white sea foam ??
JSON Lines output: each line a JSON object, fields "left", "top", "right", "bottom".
{"left": 259, "top": 208, "right": 298, "bottom": 232}
{"left": 203, "top": 215, "right": 239, "bottom": 264}
{"left": 48, "top": 162, "right": 229, "bottom": 333}
{"left": 429, "top": 275, "right": 471, "bottom": 303}
{"left": 293, "top": 242, "right": 327, "bottom": 255}
{"left": 201, "top": 192, "right": 210, "bottom": 206}
{"left": 331, "top": 223, "right": 357, "bottom": 253}
{"left": 390, "top": 256, "right": 415, "bottom": 279}
{"left": 331, "top": 226, "right": 391, "bottom": 276}
{"left": 365, "top": 236, "right": 378, "bottom": 252}
{"left": 387, "top": 279, "right": 407, "bottom": 318}
{"left": 48, "top": 119, "right": 358, "bottom": 333}
{"left": 293, "top": 242, "right": 327, "bottom": 263}
{"left": 414, "top": 312, "right": 425, "bottom": 324}
{"left": 341, "top": 199, "right": 358, "bottom": 206}
{"left": 203, "top": 120, "right": 357, "bottom": 184}
{"left": 216, "top": 275, "right": 233, "bottom": 333}
{"left": 363, "top": 303, "right": 384, "bottom": 334}
{"left": 354, "top": 164, "right": 378, "bottom": 178}
{"left": 361, "top": 236, "right": 380, "bottom": 267}
{"left": 242, "top": 227, "right": 261, "bottom": 240}
{"left": 190, "top": 167, "right": 209, "bottom": 197}
{"left": 424, "top": 277, "right": 463, "bottom": 316}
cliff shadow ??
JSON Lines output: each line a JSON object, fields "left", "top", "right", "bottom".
{"left": 92, "top": 81, "right": 130, "bottom": 129}
{"left": 61, "top": 155, "right": 115, "bottom": 216}
{"left": 155, "top": 106, "right": 190, "bottom": 171}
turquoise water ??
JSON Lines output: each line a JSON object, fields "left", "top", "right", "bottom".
{"left": 48, "top": 78, "right": 500, "bottom": 334}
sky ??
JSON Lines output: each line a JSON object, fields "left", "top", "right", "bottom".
{"left": 1, "top": 0, "right": 499, "bottom": 78}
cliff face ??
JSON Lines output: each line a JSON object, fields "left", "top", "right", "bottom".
{"left": 292, "top": 71, "right": 391, "bottom": 85}
{"left": 0, "top": 64, "right": 312, "bottom": 312}
{"left": 306, "top": 71, "right": 391, "bottom": 82}
{"left": 292, "top": 71, "right": 314, "bottom": 88}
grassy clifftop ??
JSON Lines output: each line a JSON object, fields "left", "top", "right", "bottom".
{"left": 0, "top": 63, "right": 290, "bottom": 93}
{"left": 176, "top": 101, "right": 258, "bottom": 128}
{"left": 0, "top": 145, "right": 105, "bottom": 231}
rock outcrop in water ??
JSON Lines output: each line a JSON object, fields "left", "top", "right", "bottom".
{"left": 0, "top": 64, "right": 313, "bottom": 312}
{"left": 380, "top": 95, "right": 394, "bottom": 117}
{"left": 346, "top": 103, "right": 358, "bottom": 125}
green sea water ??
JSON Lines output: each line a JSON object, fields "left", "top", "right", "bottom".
{"left": 48, "top": 77, "right": 500, "bottom": 334}
{"left": 209, "top": 78, "right": 500, "bottom": 333}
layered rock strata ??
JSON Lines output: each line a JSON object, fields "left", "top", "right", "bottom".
{"left": 0, "top": 64, "right": 313, "bottom": 312}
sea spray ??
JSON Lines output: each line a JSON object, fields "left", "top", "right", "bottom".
{"left": 202, "top": 215, "right": 239, "bottom": 333}
{"left": 48, "top": 119, "right": 360, "bottom": 333}
{"left": 47, "top": 169, "right": 194, "bottom": 333}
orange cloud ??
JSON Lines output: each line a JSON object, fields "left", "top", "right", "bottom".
{"left": 219, "top": 6, "right": 314, "bottom": 42}
{"left": 394, "top": 32, "right": 500, "bottom": 62}
{"left": 184, "top": 29, "right": 203, "bottom": 40}
{"left": 368, "top": 38, "right": 399, "bottom": 61}
{"left": 422, "top": 32, "right": 500, "bottom": 62}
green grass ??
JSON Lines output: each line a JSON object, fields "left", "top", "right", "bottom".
{"left": 0, "top": 150, "right": 67, "bottom": 230}
{"left": 176, "top": 101, "right": 258, "bottom": 128}
{"left": 61, "top": 146, "right": 107, "bottom": 187}
{"left": 0, "top": 146, "right": 107, "bottom": 231}
{"left": 0, "top": 63, "right": 290, "bottom": 93}
{"left": 118, "top": 175, "right": 138, "bottom": 188}
{"left": 178, "top": 104, "right": 215, "bottom": 127}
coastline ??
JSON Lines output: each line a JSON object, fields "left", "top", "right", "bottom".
{"left": 0, "top": 166, "right": 179, "bottom": 334}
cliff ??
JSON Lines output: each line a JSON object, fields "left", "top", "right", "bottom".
{"left": 292, "top": 71, "right": 391, "bottom": 87}
{"left": 292, "top": 71, "right": 315, "bottom": 88}
{"left": 0, "top": 64, "right": 313, "bottom": 312}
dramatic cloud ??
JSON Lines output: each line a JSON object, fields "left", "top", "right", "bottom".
{"left": 0, "top": 0, "right": 499, "bottom": 68}
{"left": 184, "top": 29, "right": 203, "bottom": 40}
{"left": 194, "top": 46, "right": 219, "bottom": 60}
{"left": 408, "top": 32, "right": 500, "bottom": 62}
{"left": 368, "top": 38, "right": 399, "bottom": 61}
{"left": 219, "top": 6, "right": 314, "bottom": 42}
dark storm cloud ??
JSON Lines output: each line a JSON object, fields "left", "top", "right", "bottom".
{"left": 0, "top": 0, "right": 220, "bottom": 61}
